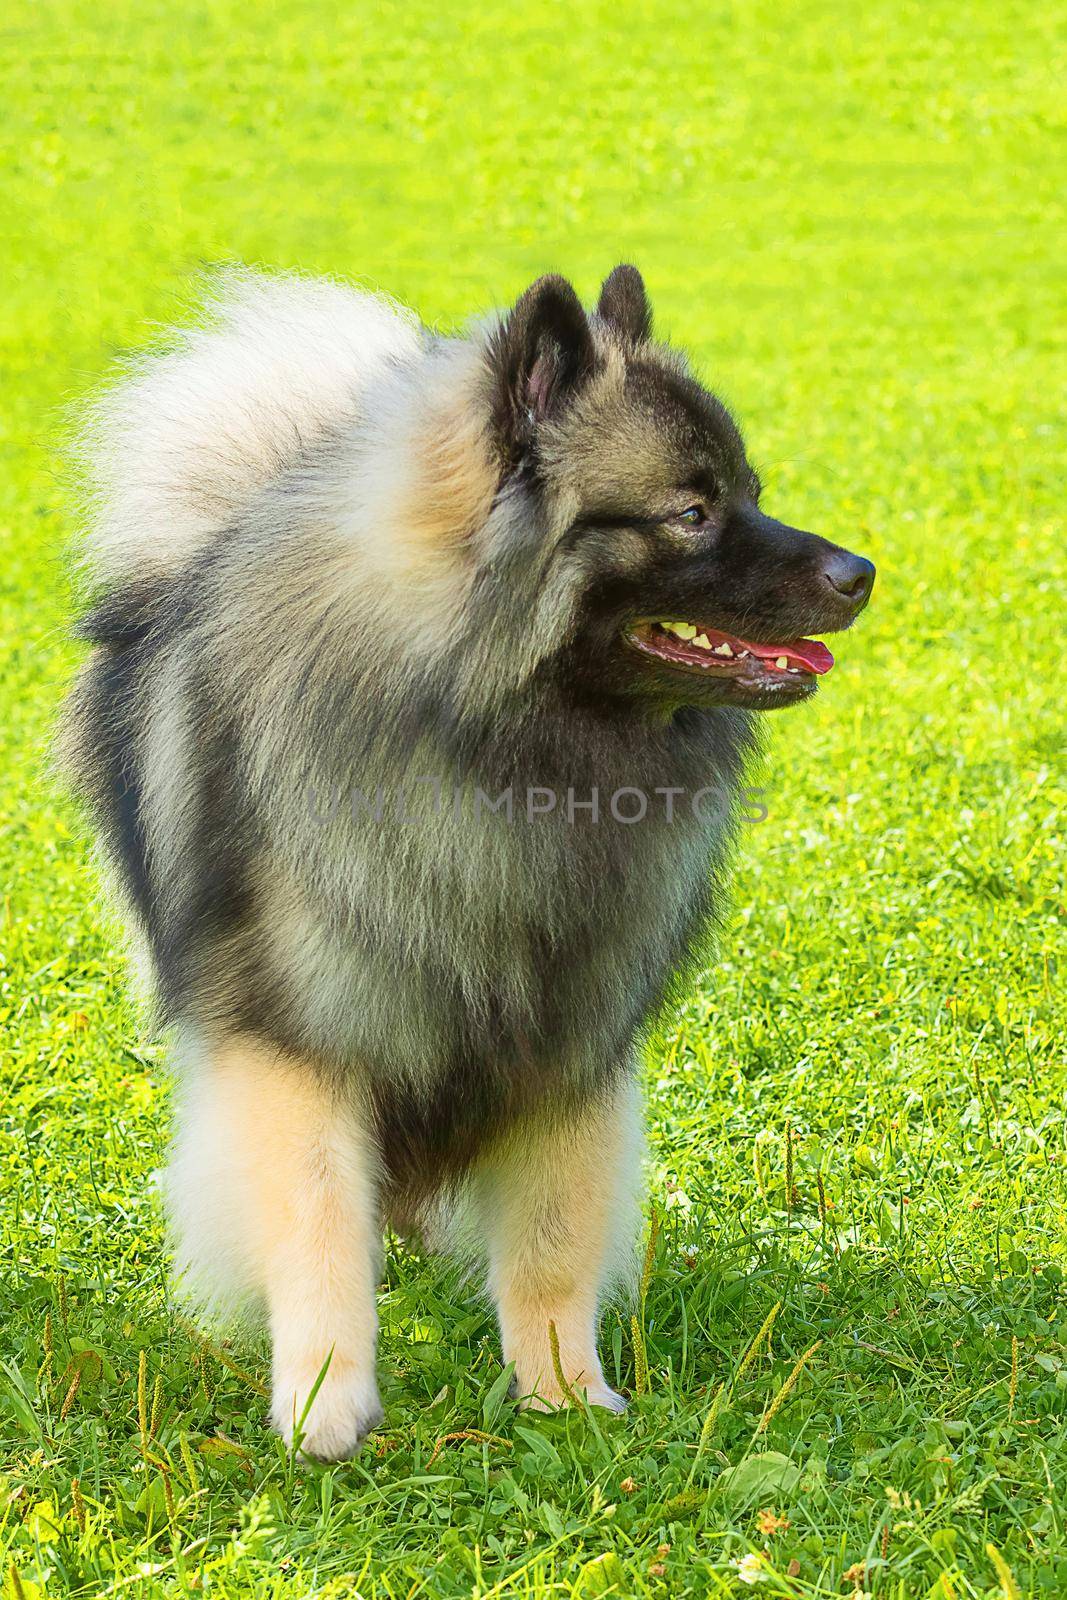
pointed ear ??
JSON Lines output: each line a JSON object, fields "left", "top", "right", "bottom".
{"left": 596, "top": 264, "right": 652, "bottom": 344}
{"left": 490, "top": 274, "right": 594, "bottom": 461}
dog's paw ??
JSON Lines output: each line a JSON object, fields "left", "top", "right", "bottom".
{"left": 583, "top": 1383, "right": 628, "bottom": 1414}
{"left": 517, "top": 1379, "right": 627, "bottom": 1414}
{"left": 271, "top": 1363, "right": 383, "bottom": 1461}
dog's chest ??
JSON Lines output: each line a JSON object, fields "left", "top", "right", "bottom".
{"left": 281, "top": 711, "right": 748, "bottom": 1095}
{"left": 365, "top": 793, "right": 727, "bottom": 1071}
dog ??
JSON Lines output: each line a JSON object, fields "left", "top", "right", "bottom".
{"left": 61, "top": 264, "right": 874, "bottom": 1459}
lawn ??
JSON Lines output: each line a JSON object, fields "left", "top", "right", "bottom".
{"left": 1, "top": 0, "right": 1064, "bottom": 1594}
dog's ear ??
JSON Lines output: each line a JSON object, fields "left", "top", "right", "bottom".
{"left": 490, "top": 275, "right": 594, "bottom": 461}
{"left": 596, "top": 264, "right": 652, "bottom": 344}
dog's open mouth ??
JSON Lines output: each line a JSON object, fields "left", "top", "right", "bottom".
{"left": 626, "top": 620, "right": 834, "bottom": 685}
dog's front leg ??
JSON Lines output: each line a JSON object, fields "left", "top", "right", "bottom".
{"left": 475, "top": 1076, "right": 642, "bottom": 1411}
{"left": 168, "top": 1040, "right": 383, "bottom": 1460}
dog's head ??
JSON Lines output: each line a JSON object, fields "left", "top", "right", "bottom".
{"left": 481, "top": 266, "right": 874, "bottom": 713}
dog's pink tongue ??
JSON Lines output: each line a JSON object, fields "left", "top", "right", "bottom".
{"left": 742, "top": 637, "right": 835, "bottom": 675}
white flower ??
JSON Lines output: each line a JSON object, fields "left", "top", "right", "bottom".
{"left": 732, "top": 1552, "right": 767, "bottom": 1585}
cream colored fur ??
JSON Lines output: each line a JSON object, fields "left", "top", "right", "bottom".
{"left": 75, "top": 269, "right": 421, "bottom": 585}
{"left": 167, "top": 1038, "right": 383, "bottom": 1458}
{"left": 474, "top": 1078, "right": 642, "bottom": 1410}
{"left": 167, "top": 1035, "right": 639, "bottom": 1451}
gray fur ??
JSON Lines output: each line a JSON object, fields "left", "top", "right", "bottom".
{"left": 61, "top": 267, "right": 759, "bottom": 1210}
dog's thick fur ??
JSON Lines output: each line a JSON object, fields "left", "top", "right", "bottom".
{"left": 61, "top": 265, "right": 872, "bottom": 1456}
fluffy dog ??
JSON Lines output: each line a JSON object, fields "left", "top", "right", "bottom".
{"left": 61, "top": 265, "right": 874, "bottom": 1458}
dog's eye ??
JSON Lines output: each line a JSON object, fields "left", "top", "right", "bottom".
{"left": 677, "top": 505, "right": 706, "bottom": 527}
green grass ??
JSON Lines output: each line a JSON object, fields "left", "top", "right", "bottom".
{"left": 1, "top": 0, "right": 1064, "bottom": 1594}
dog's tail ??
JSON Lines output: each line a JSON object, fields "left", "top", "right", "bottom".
{"left": 72, "top": 268, "right": 421, "bottom": 588}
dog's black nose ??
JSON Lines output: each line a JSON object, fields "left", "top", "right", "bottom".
{"left": 823, "top": 550, "right": 875, "bottom": 611}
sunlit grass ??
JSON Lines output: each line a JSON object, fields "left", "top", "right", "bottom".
{"left": 0, "top": 0, "right": 1063, "bottom": 1593}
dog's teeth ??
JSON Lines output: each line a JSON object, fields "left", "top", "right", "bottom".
{"left": 692, "top": 633, "right": 711, "bottom": 649}
{"left": 712, "top": 641, "right": 734, "bottom": 657}
{"left": 738, "top": 650, "right": 750, "bottom": 658}
{"left": 665, "top": 622, "right": 697, "bottom": 640}
{"left": 775, "top": 656, "right": 789, "bottom": 669}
